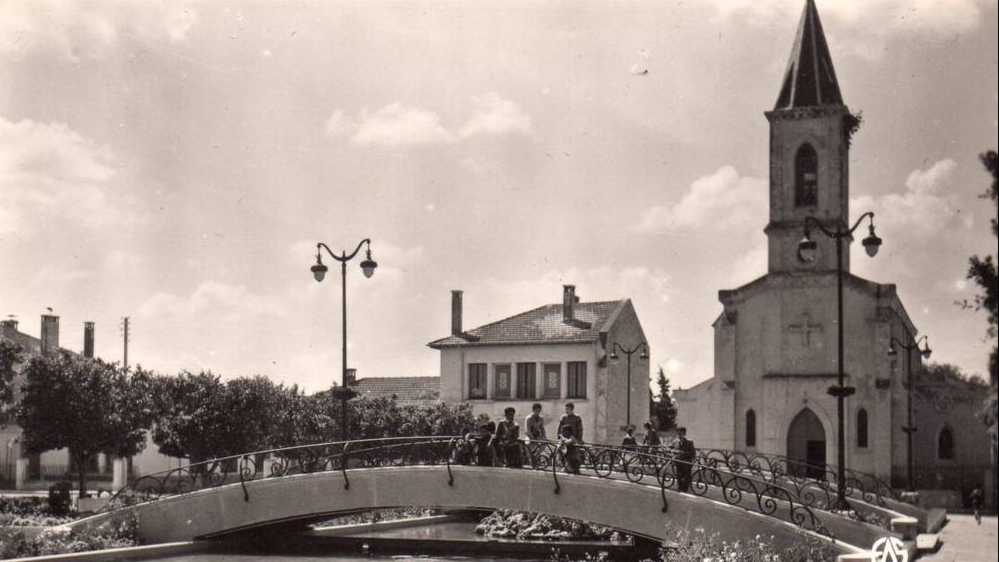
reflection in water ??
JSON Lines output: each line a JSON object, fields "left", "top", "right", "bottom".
{"left": 159, "top": 554, "right": 540, "bottom": 562}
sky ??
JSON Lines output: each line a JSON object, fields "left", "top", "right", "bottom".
{"left": 1, "top": 0, "right": 997, "bottom": 393}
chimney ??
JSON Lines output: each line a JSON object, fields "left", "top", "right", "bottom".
{"left": 0, "top": 318, "right": 18, "bottom": 339}
{"left": 41, "top": 313, "right": 59, "bottom": 355}
{"left": 345, "top": 368, "right": 357, "bottom": 387}
{"left": 563, "top": 285, "right": 576, "bottom": 323}
{"left": 451, "top": 290, "right": 463, "bottom": 336}
{"left": 83, "top": 321, "right": 95, "bottom": 358}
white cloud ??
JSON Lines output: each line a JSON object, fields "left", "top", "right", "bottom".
{"left": 636, "top": 166, "right": 767, "bottom": 233}
{"left": 0, "top": 115, "right": 122, "bottom": 234}
{"left": 852, "top": 158, "right": 961, "bottom": 237}
{"left": 138, "top": 281, "right": 286, "bottom": 322}
{"left": 326, "top": 94, "right": 533, "bottom": 147}
{"left": 458, "top": 93, "right": 533, "bottom": 138}
{"left": 324, "top": 109, "right": 355, "bottom": 138}
{"left": 0, "top": 1, "right": 197, "bottom": 61}
{"left": 350, "top": 103, "right": 454, "bottom": 147}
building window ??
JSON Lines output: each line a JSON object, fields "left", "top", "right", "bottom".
{"left": 567, "top": 361, "right": 587, "bottom": 399}
{"left": 857, "top": 408, "right": 869, "bottom": 448}
{"left": 746, "top": 409, "right": 757, "bottom": 448}
{"left": 516, "top": 363, "right": 536, "bottom": 400}
{"left": 938, "top": 426, "right": 955, "bottom": 460}
{"left": 494, "top": 364, "right": 512, "bottom": 399}
{"left": 795, "top": 143, "right": 818, "bottom": 207}
{"left": 543, "top": 363, "right": 561, "bottom": 399}
{"left": 468, "top": 363, "right": 487, "bottom": 399}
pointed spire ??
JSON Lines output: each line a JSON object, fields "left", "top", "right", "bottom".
{"left": 774, "top": 0, "right": 843, "bottom": 110}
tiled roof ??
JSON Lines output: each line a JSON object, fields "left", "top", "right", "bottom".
{"left": 774, "top": 0, "right": 843, "bottom": 109}
{"left": 351, "top": 376, "right": 440, "bottom": 406}
{"left": 428, "top": 300, "right": 627, "bottom": 348}
{"left": 0, "top": 330, "right": 43, "bottom": 356}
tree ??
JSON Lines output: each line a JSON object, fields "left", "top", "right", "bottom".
{"left": 0, "top": 340, "right": 23, "bottom": 425}
{"left": 152, "top": 372, "right": 291, "bottom": 464}
{"left": 649, "top": 366, "right": 677, "bottom": 431}
{"left": 14, "top": 353, "right": 154, "bottom": 495}
{"left": 966, "top": 150, "right": 998, "bottom": 385}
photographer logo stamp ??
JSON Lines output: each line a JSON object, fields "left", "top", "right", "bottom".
{"left": 871, "top": 536, "right": 909, "bottom": 562}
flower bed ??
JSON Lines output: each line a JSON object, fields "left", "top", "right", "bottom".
{"left": 0, "top": 496, "right": 76, "bottom": 528}
{"left": 0, "top": 515, "right": 139, "bottom": 559}
{"left": 476, "top": 510, "right": 626, "bottom": 542}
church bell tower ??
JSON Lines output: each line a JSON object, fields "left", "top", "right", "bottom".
{"left": 765, "top": 0, "right": 852, "bottom": 274}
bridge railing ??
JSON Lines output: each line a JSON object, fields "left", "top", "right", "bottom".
{"left": 104, "top": 436, "right": 835, "bottom": 539}
{"left": 693, "top": 448, "right": 902, "bottom": 508}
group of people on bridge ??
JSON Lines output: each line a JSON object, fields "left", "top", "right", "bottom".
{"left": 451, "top": 402, "right": 697, "bottom": 492}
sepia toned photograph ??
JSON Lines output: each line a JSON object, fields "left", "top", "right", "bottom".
{"left": 1, "top": 1, "right": 997, "bottom": 560}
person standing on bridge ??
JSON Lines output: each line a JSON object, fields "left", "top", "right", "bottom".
{"left": 557, "top": 402, "right": 583, "bottom": 444}
{"left": 473, "top": 413, "right": 496, "bottom": 466}
{"left": 621, "top": 425, "right": 638, "bottom": 450}
{"left": 495, "top": 407, "right": 523, "bottom": 468}
{"left": 525, "top": 403, "right": 546, "bottom": 441}
{"left": 670, "top": 427, "right": 696, "bottom": 493}
{"left": 558, "top": 424, "right": 582, "bottom": 474}
{"left": 642, "top": 421, "right": 661, "bottom": 453}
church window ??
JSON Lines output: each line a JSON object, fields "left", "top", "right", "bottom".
{"left": 468, "top": 363, "right": 487, "bottom": 399}
{"left": 746, "top": 409, "right": 757, "bottom": 448}
{"left": 938, "top": 426, "right": 955, "bottom": 460}
{"left": 794, "top": 144, "right": 819, "bottom": 207}
{"left": 857, "top": 408, "right": 869, "bottom": 448}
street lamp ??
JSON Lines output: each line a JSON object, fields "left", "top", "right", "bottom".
{"left": 888, "top": 334, "right": 931, "bottom": 492}
{"left": 609, "top": 341, "right": 649, "bottom": 429}
{"left": 310, "top": 239, "right": 378, "bottom": 442}
{"left": 797, "top": 211, "right": 881, "bottom": 510}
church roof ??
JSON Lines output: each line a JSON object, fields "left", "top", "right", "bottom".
{"left": 427, "top": 299, "right": 629, "bottom": 348}
{"left": 774, "top": 0, "right": 844, "bottom": 110}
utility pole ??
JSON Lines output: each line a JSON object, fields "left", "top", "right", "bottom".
{"left": 121, "top": 316, "right": 130, "bottom": 370}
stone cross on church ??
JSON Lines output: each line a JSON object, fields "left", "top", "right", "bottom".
{"left": 788, "top": 313, "right": 822, "bottom": 347}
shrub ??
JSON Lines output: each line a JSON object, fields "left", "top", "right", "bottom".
{"left": 0, "top": 514, "right": 138, "bottom": 559}
{"left": 476, "top": 510, "right": 623, "bottom": 542}
{"left": 661, "top": 526, "right": 837, "bottom": 562}
{"left": 48, "top": 482, "right": 73, "bottom": 516}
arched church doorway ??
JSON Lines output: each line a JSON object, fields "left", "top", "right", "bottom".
{"left": 786, "top": 408, "right": 826, "bottom": 479}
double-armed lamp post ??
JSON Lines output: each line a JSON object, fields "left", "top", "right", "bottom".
{"left": 797, "top": 211, "right": 882, "bottom": 511}
{"left": 310, "top": 239, "right": 378, "bottom": 443}
{"left": 609, "top": 341, "right": 649, "bottom": 429}
{"left": 888, "top": 334, "right": 932, "bottom": 492}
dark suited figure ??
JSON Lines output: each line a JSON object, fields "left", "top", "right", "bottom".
{"left": 671, "top": 427, "right": 696, "bottom": 492}
{"left": 495, "top": 407, "right": 523, "bottom": 468}
{"left": 558, "top": 425, "right": 582, "bottom": 474}
{"left": 557, "top": 402, "right": 584, "bottom": 443}
{"left": 473, "top": 413, "right": 496, "bottom": 466}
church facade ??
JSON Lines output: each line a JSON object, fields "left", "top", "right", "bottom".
{"left": 674, "top": 0, "right": 993, "bottom": 498}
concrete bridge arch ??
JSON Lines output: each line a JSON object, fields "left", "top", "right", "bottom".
{"left": 75, "top": 465, "right": 862, "bottom": 555}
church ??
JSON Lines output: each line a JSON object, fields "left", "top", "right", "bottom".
{"left": 673, "top": 0, "right": 993, "bottom": 500}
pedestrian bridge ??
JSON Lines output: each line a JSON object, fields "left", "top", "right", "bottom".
{"left": 73, "top": 438, "right": 893, "bottom": 554}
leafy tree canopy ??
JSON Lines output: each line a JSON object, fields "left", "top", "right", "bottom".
{"left": 966, "top": 150, "right": 998, "bottom": 384}
{"left": 151, "top": 372, "right": 291, "bottom": 462}
{"left": 0, "top": 340, "right": 24, "bottom": 417}
{"left": 14, "top": 353, "right": 155, "bottom": 494}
